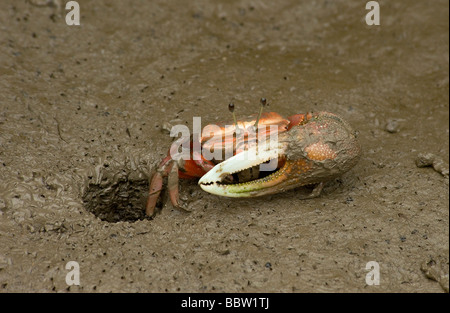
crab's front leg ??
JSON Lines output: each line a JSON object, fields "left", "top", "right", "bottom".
{"left": 167, "top": 160, "right": 180, "bottom": 209}
{"left": 146, "top": 156, "right": 180, "bottom": 216}
{"left": 298, "top": 182, "right": 324, "bottom": 199}
{"left": 146, "top": 154, "right": 216, "bottom": 216}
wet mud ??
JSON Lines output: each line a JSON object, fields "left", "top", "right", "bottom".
{"left": 0, "top": 0, "right": 448, "bottom": 292}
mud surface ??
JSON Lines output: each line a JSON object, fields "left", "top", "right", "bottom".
{"left": 0, "top": 0, "right": 448, "bottom": 292}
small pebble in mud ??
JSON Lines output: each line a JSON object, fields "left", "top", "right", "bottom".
{"left": 0, "top": 255, "right": 12, "bottom": 270}
{"left": 0, "top": 198, "right": 6, "bottom": 211}
{"left": 161, "top": 122, "right": 173, "bottom": 134}
{"left": 384, "top": 119, "right": 400, "bottom": 133}
{"left": 415, "top": 153, "right": 449, "bottom": 177}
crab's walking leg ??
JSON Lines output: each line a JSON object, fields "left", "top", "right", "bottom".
{"left": 146, "top": 171, "right": 163, "bottom": 216}
{"left": 146, "top": 157, "right": 173, "bottom": 216}
{"left": 167, "top": 161, "right": 180, "bottom": 208}
{"left": 298, "top": 182, "right": 324, "bottom": 200}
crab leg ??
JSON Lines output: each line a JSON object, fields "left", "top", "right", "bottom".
{"left": 146, "top": 171, "right": 163, "bottom": 215}
{"left": 167, "top": 161, "right": 180, "bottom": 208}
{"left": 146, "top": 157, "right": 174, "bottom": 216}
{"left": 298, "top": 181, "right": 324, "bottom": 199}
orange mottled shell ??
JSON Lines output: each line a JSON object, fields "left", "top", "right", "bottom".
{"left": 200, "top": 112, "right": 290, "bottom": 162}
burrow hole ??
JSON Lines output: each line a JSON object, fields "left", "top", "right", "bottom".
{"left": 82, "top": 174, "right": 150, "bottom": 223}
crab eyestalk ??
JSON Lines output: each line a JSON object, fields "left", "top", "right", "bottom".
{"left": 253, "top": 97, "right": 267, "bottom": 131}
{"left": 228, "top": 102, "right": 241, "bottom": 135}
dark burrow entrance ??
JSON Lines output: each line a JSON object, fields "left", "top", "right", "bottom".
{"left": 82, "top": 176, "right": 150, "bottom": 223}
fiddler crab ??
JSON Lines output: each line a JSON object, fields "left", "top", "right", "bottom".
{"left": 146, "top": 98, "right": 361, "bottom": 216}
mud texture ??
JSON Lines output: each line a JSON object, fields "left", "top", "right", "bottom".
{"left": 0, "top": 0, "right": 448, "bottom": 292}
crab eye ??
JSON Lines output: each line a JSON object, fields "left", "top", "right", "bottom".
{"left": 228, "top": 102, "right": 235, "bottom": 112}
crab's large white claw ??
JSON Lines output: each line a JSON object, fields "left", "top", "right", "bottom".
{"left": 198, "top": 140, "right": 287, "bottom": 197}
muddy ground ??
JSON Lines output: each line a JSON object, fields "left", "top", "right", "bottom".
{"left": 0, "top": 0, "right": 448, "bottom": 293}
